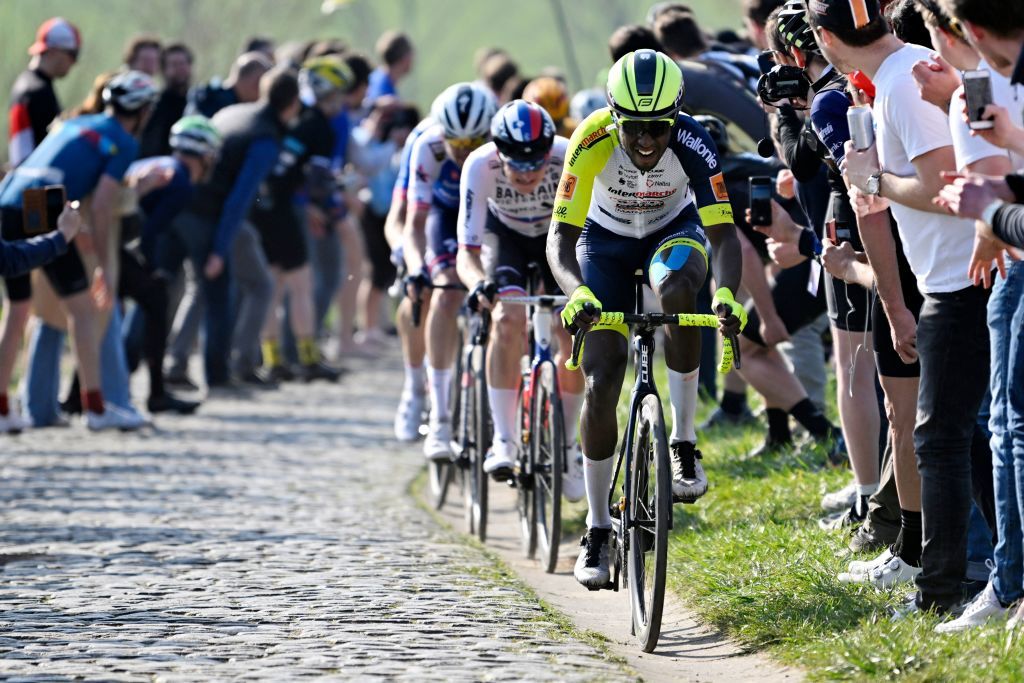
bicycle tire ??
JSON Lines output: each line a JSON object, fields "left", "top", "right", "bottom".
{"left": 429, "top": 343, "right": 465, "bottom": 510}
{"left": 461, "top": 345, "right": 477, "bottom": 535}
{"left": 533, "top": 361, "right": 563, "bottom": 573}
{"left": 472, "top": 342, "right": 491, "bottom": 542}
{"left": 516, "top": 380, "right": 537, "bottom": 559}
{"left": 628, "top": 393, "right": 670, "bottom": 653}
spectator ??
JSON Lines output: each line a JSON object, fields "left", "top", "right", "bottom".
{"left": 480, "top": 52, "right": 520, "bottom": 102}
{"left": 743, "top": 0, "right": 788, "bottom": 50}
{"left": 366, "top": 31, "right": 414, "bottom": 106}
{"left": 124, "top": 35, "right": 162, "bottom": 76}
{"left": 244, "top": 36, "right": 276, "bottom": 61}
{"left": 186, "top": 51, "right": 273, "bottom": 118}
{"left": 139, "top": 43, "right": 195, "bottom": 159}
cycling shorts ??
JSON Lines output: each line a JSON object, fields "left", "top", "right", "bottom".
{"left": 576, "top": 203, "right": 709, "bottom": 315}
{"left": 1, "top": 208, "right": 89, "bottom": 302}
{"left": 425, "top": 204, "right": 459, "bottom": 278}
{"left": 742, "top": 259, "right": 828, "bottom": 346}
{"left": 826, "top": 275, "right": 872, "bottom": 332}
{"left": 483, "top": 211, "right": 559, "bottom": 295}
{"left": 251, "top": 205, "right": 309, "bottom": 272}
{"left": 872, "top": 273, "right": 923, "bottom": 379}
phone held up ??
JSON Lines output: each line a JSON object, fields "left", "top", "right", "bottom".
{"left": 21, "top": 185, "right": 66, "bottom": 236}
{"left": 963, "top": 69, "right": 994, "bottom": 131}
{"left": 749, "top": 176, "right": 773, "bottom": 227}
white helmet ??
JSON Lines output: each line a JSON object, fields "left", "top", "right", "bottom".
{"left": 570, "top": 88, "right": 607, "bottom": 122}
{"left": 103, "top": 70, "right": 158, "bottom": 112}
{"left": 431, "top": 82, "right": 497, "bottom": 139}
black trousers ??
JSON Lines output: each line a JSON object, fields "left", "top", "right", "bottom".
{"left": 119, "top": 245, "right": 170, "bottom": 399}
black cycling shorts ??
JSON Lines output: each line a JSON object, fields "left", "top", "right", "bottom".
{"left": 742, "top": 259, "right": 828, "bottom": 346}
{"left": 872, "top": 272, "right": 923, "bottom": 379}
{"left": 251, "top": 205, "right": 309, "bottom": 272}
{"left": 484, "top": 211, "right": 559, "bottom": 295}
{"left": 1, "top": 207, "right": 89, "bottom": 302}
{"left": 826, "top": 274, "right": 872, "bottom": 332}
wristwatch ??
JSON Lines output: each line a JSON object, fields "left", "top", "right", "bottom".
{"left": 864, "top": 172, "right": 882, "bottom": 196}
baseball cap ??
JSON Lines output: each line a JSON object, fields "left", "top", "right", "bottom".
{"left": 28, "top": 17, "right": 81, "bottom": 57}
{"left": 807, "top": 0, "right": 882, "bottom": 32}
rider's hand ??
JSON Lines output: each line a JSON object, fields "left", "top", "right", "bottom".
{"left": 468, "top": 279, "right": 498, "bottom": 312}
{"left": 712, "top": 287, "right": 746, "bottom": 337}
{"left": 560, "top": 285, "right": 602, "bottom": 332}
{"left": 403, "top": 270, "right": 430, "bottom": 300}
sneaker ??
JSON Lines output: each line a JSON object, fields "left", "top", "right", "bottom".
{"left": 699, "top": 406, "right": 756, "bottom": 431}
{"left": 165, "top": 369, "right": 201, "bottom": 392}
{"left": 818, "top": 504, "right": 863, "bottom": 531}
{"left": 423, "top": 421, "right": 452, "bottom": 461}
{"left": 484, "top": 438, "right": 516, "bottom": 479}
{"left": 842, "top": 548, "right": 893, "bottom": 576}
{"left": 1006, "top": 600, "right": 1024, "bottom": 630}
{"left": 562, "top": 442, "right": 585, "bottom": 502}
{"left": 935, "top": 582, "right": 1008, "bottom": 633}
{"left": 670, "top": 442, "right": 708, "bottom": 503}
{"left": 574, "top": 527, "right": 612, "bottom": 589}
{"left": 299, "top": 360, "right": 343, "bottom": 383}
{"left": 0, "top": 410, "right": 30, "bottom": 434}
{"left": 821, "top": 480, "right": 857, "bottom": 512}
{"left": 84, "top": 405, "right": 147, "bottom": 432}
{"left": 147, "top": 392, "right": 201, "bottom": 415}
{"left": 839, "top": 549, "right": 921, "bottom": 589}
{"left": 394, "top": 391, "right": 426, "bottom": 442}
{"left": 264, "top": 364, "right": 296, "bottom": 383}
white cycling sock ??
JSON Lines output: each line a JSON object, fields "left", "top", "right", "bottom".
{"left": 584, "top": 454, "right": 614, "bottom": 529}
{"left": 427, "top": 366, "right": 452, "bottom": 424}
{"left": 404, "top": 364, "right": 426, "bottom": 396}
{"left": 668, "top": 368, "right": 700, "bottom": 445}
{"left": 560, "top": 391, "right": 584, "bottom": 445}
{"left": 488, "top": 387, "right": 519, "bottom": 443}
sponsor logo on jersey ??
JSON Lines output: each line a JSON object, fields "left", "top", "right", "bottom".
{"left": 428, "top": 141, "right": 446, "bottom": 161}
{"left": 569, "top": 129, "right": 609, "bottom": 165}
{"left": 558, "top": 174, "right": 578, "bottom": 200}
{"left": 606, "top": 186, "right": 676, "bottom": 200}
{"left": 710, "top": 172, "right": 729, "bottom": 202}
{"left": 615, "top": 199, "right": 665, "bottom": 213}
{"left": 676, "top": 129, "right": 717, "bottom": 170}
{"left": 646, "top": 177, "right": 671, "bottom": 188}
{"left": 554, "top": 205, "right": 568, "bottom": 218}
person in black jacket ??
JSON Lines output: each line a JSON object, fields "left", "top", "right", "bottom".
{"left": 139, "top": 43, "right": 194, "bottom": 159}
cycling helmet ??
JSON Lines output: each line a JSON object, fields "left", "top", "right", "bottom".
{"left": 522, "top": 77, "right": 569, "bottom": 124}
{"left": 776, "top": 0, "right": 820, "bottom": 54}
{"left": 490, "top": 100, "right": 556, "bottom": 171}
{"left": 299, "top": 55, "right": 354, "bottom": 102}
{"left": 102, "top": 70, "right": 158, "bottom": 112}
{"left": 606, "top": 50, "right": 684, "bottom": 121}
{"left": 570, "top": 88, "right": 607, "bottom": 122}
{"left": 432, "top": 82, "right": 497, "bottom": 139}
{"left": 170, "top": 115, "right": 222, "bottom": 158}
{"left": 693, "top": 115, "right": 730, "bottom": 154}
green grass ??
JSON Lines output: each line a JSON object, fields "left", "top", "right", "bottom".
{"left": 604, "top": 359, "right": 1024, "bottom": 681}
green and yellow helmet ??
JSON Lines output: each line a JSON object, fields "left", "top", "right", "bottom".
{"left": 606, "top": 49, "right": 685, "bottom": 120}
{"left": 299, "top": 55, "right": 354, "bottom": 102}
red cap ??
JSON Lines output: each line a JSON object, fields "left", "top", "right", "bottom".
{"left": 29, "top": 17, "right": 81, "bottom": 57}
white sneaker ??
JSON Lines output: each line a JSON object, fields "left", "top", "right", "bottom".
{"left": 85, "top": 405, "right": 146, "bottom": 432}
{"left": 423, "top": 421, "right": 452, "bottom": 461}
{"left": 670, "top": 442, "right": 708, "bottom": 502}
{"left": 574, "top": 527, "right": 612, "bottom": 589}
{"left": 935, "top": 582, "right": 1008, "bottom": 633}
{"left": 838, "top": 550, "right": 921, "bottom": 589}
{"left": 843, "top": 548, "right": 893, "bottom": 576}
{"left": 483, "top": 438, "right": 516, "bottom": 475}
{"left": 821, "top": 480, "right": 857, "bottom": 513}
{"left": 394, "top": 391, "right": 426, "bottom": 442}
{"left": 562, "top": 442, "right": 585, "bottom": 502}
{"left": 0, "top": 409, "right": 30, "bottom": 434}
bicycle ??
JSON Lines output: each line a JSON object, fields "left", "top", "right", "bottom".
{"left": 566, "top": 276, "right": 738, "bottom": 653}
{"left": 499, "top": 270, "right": 570, "bottom": 573}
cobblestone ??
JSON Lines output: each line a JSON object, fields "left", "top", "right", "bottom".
{"left": 0, "top": 356, "right": 630, "bottom": 681}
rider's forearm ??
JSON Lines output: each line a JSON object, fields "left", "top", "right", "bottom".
{"left": 402, "top": 207, "right": 428, "bottom": 275}
{"left": 708, "top": 223, "right": 742, "bottom": 295}
{"left": 456, "top": 248, "right": 487, "bottom": 289}
{"left": 546, "top": 221, "right": 585, "bottom": 296}
{"left": 858, "top": 210, "right": 907, "bottom": 317}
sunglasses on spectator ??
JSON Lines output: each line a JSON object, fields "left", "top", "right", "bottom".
{"left": 445, "top": 136, "right": 487, "bottom": 151}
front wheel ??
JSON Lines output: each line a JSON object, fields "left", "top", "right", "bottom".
{"left": 627, "top": 393, "right": 670, "bottom": 653}
{"left": 469, "top": 343, "right": 491, "bottom": 542}
{"left": 533, "top": 362, "right": 563, "bottom": 573}
{"left": 516, "top": 379, "right": 536, "bottom": 559}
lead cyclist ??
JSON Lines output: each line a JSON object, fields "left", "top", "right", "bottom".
{"left": 545, "top": 50, "right": 747, "bottom": 589}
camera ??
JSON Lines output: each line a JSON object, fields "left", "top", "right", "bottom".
{"left": 757, "top": 65, "right": 810, "bottom": 107}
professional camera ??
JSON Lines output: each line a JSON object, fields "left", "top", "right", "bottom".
{"left": 756, "top": 65, "right": 811, "bottom": 107}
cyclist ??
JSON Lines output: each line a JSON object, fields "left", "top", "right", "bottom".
{"left": 252, "top": 56, "right": 351, "bottom": 383}
{"left": 402, "top": 82, "right": 497, "bottom": 461}
{"left": 546, "top": 50, "right": 744, "bottom": 588}
{"left": 455, "top": 100, "right": 585, "bottom": 502}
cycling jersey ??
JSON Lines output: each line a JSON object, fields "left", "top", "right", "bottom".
{"left": 392, "top": 117, "right": 435, "bottom": 203}
{"left": 457, "top": 137, "right": 568, "bottom": 249}
{"left": 8, "top": 68, "right": 60, "bottom": 167}
{"left": 407, "top": 124, "right": 461, "bottom": 211}
{"left": 552, "top": 108, "right": 733, "bottom": 239}
{"left": 128, "top": 156, "right": 194, "bottom": 263}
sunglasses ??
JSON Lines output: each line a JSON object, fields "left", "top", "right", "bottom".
{"left": 503, "top": 155, "right": 548, "bottom": 173}
{"left": 445, "top": 136, "right": 487, "bottom": 151}
{"left": 616, "top": 118, "right": 674, "bottom": 138}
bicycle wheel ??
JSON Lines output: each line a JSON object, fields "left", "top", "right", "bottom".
{"left": 533, "top": 361, "right": 563, "bottom": 573}
{"left": 516, "top": 378, "right": 536, "bottom": 559}
{"left": 472, "top": 342, "right": 491, "bottom": 542}
{"left": 627, "top": 393, "right": 671, "bottom": 653}
{"left": 429, "top": 344, "right": 464, "bottom": 510}
{"left": 461, "top": 346, "right": 477, "bottom": 535}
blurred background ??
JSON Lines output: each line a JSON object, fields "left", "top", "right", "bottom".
{"left": 1, "top": 0, "right": 744, "bottom": 156}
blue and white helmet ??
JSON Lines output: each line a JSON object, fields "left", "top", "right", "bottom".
{"left": 570, "top": 88, "right": 607, "bottom": 122}
{"left": 490, "top": 100, "right": 555, "bottom": 171}
{"left": 432, "top": 82, "right": 497, "bottom": 139}
{"left": 103, "top": 70, "right": 158, "bottom": 112}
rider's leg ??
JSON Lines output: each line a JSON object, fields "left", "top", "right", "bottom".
{"left": 487, "top": 298, "right": 526, "bottom": 444}
{"left": 580, "top": 331, "right": 629, "bottom": 528}
{"left": 398, "top": 293, "right": 428, "bottom": 391}
{"left": 425, "top": 267, "right": 462, "bottom": 427}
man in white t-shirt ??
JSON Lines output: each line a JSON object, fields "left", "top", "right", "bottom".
{"left": 808, "top": 0, "right": 992, "bottom": 617}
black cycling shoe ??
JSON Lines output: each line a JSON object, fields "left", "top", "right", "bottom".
{"left": 574, "top": 527, "right": 612, "bottom": 590}
{"left": 670, "top": 441, "right": 708, "bottom": 503}
{"left": 147, "top": 392, "right": 201, "bottom": 415}
{"left": 165, "top": 371, "right": 201, "bottom": 392}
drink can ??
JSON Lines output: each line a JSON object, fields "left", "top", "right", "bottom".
{"left": 847, "top": 105, "right": 875, "bottom": 151}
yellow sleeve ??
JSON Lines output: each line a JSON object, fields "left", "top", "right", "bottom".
{"left": 551, "top": 108, "right": 615, "bottom": 228}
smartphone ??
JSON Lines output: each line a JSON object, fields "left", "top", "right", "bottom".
{"left": 21, "top": 184, "right": 65, "bottom": 236}
{"left": 749, "top": 176, "right": 773, "bottom": 227}
{"left": 963, "top": 69, "right": 994, "bottom": 130}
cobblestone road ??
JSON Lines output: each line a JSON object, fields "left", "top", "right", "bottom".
{"left": 0, "top": 356, "right": 631, "bottom": 681}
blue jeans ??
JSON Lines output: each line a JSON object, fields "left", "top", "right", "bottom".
{"left": 987, "top": 261, "right": 1024, "bottom": 604}
{"left": 21, "top": 322, "right": 64, "bottom": 426}
{"left": 100, "top": 305, "right": 133, "bottom": 410}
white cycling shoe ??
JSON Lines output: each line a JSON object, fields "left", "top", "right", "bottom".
{"left": 671, "top": 442, "right": 708, "bottom": 503}
{"left": 423, "top": 421, "right": 452, "bottom": 461}
{"left": 484, "top": 438, "right": 516, "bottom": 478}
{"left": 838, "top": 549, "right": 921, "bottom": 589}
{"left": 574, "top": 527, "right": 612, "bottom": 590}
{"left": 562, "top": 442, "right": 585, "bottom": 502}
{"left": 394, "top": 391, "right": 426, "bottom": 442}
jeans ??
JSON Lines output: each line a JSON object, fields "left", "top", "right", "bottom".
{"left": 229, "top": 222, "right": 273, "bottom": 374}
{"left": 914, "top": 284, "right": 992, "bottom": 611}
{"left": 311, "top": 228, "right": 342, "bottom": 338}
{"left": 986, "top": 262, "right": 1024, "bottom": 604}
{"left": 21, "top": 321, "right": 64, "bottom": 426}
{"left": 158, "top": 211, "right": 233, "bottom": 384}
{"left": 99, "top": 305, "right": 134, "bottom": 410}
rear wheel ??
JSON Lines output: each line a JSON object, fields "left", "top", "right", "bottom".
{"left": 516, "top": 377, "right": 536, "bottom": 559}
{"left": 533, "top": 362, "right": 563, "bottom": 573}
{"left": 627, "top": 393, "right": 670, "bottom": 653}
{"left": 471, "top": 343, "right": 491, "bottom": 542}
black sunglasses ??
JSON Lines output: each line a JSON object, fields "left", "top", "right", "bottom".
{"left": 618, "top": 118, "right": 673, "bottom": 138}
